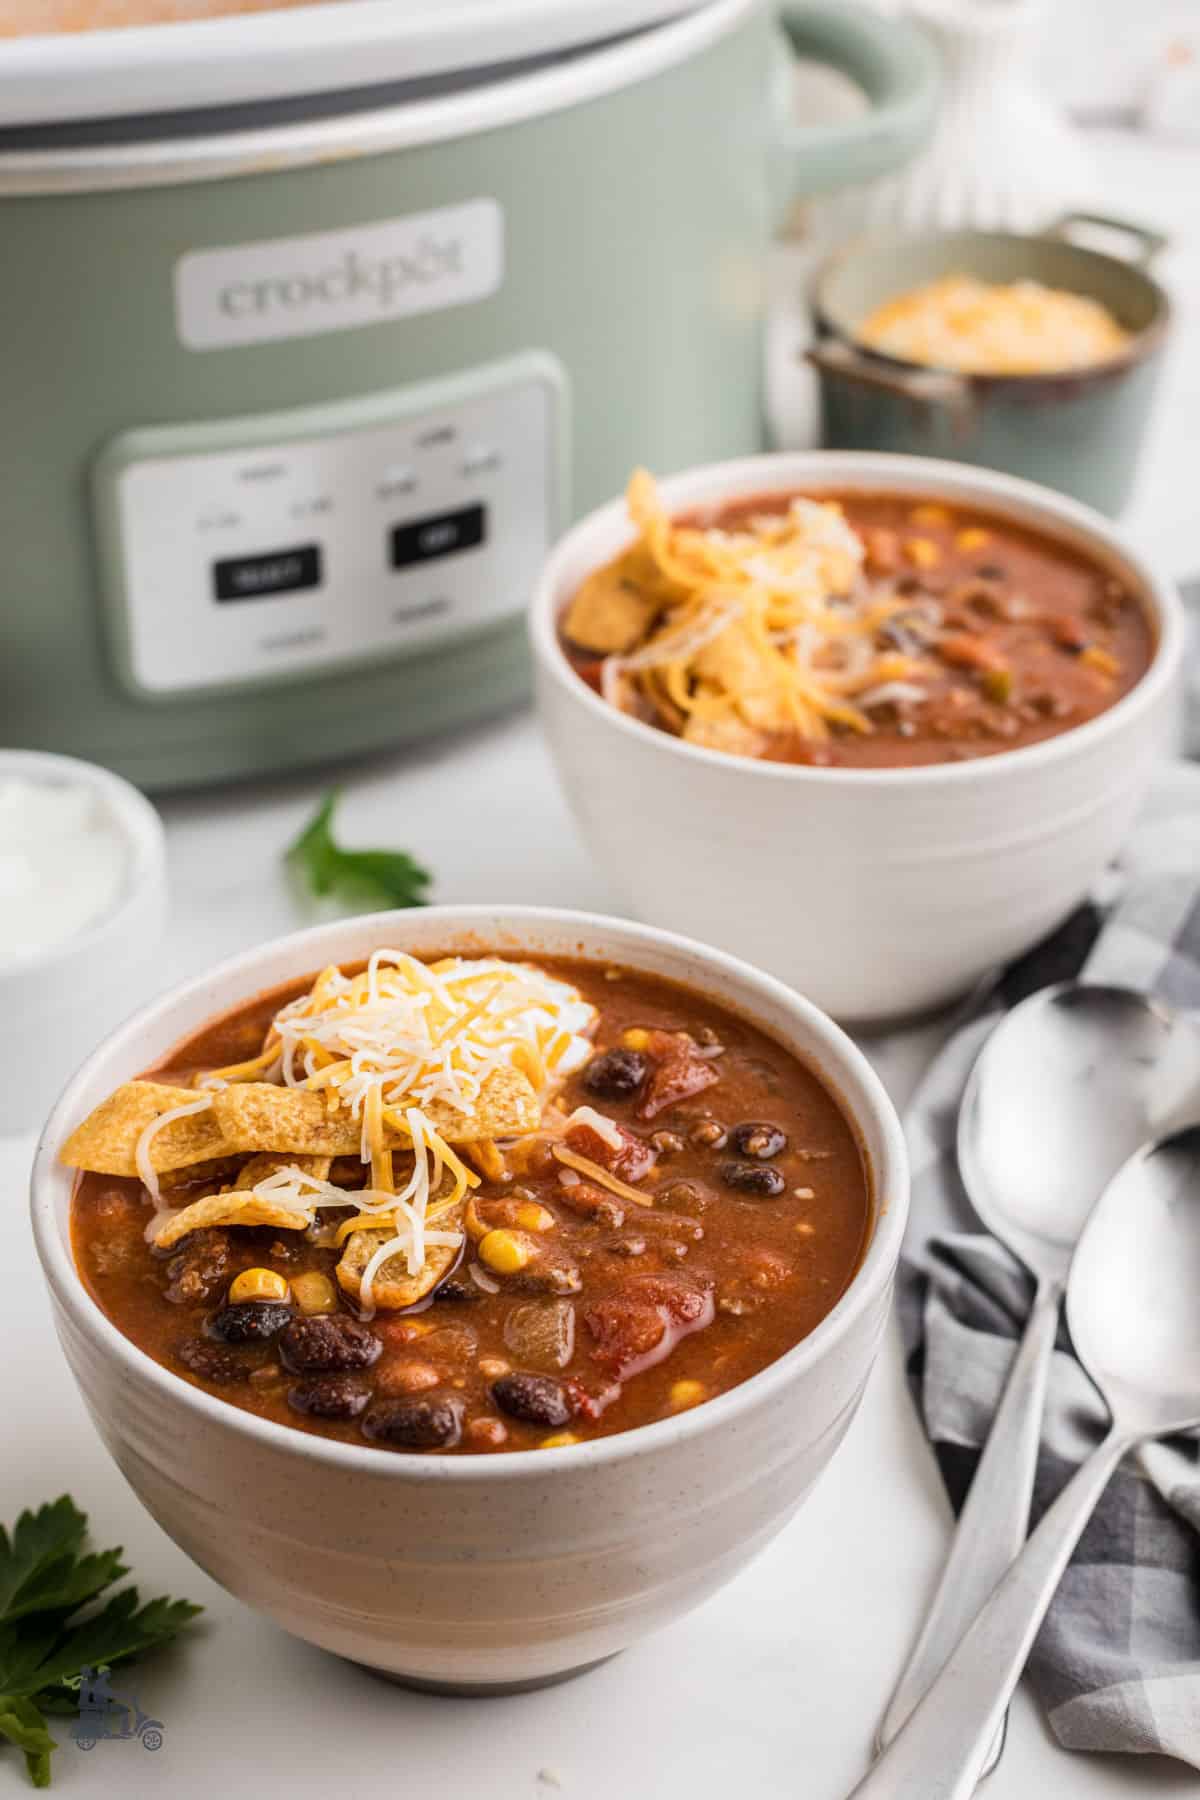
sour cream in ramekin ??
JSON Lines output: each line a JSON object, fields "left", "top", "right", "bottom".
{"left": 0, "top": 776, "right": 130, "bottom": 959}
{"left": 1, "top": 751, "right": 167, "bottom": 1135}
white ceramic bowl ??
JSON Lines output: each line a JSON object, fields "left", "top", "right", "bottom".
{"left": 1, "top": 749, "right": 167, "bottom": 1136}
{"left": 32, "top": 905, "right": 907, "bottom": 1693}
{"left": 531, "top": 453, "right": 1185, "bottom": 1022}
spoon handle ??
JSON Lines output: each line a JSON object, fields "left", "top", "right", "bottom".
{"left": 849, "top": 1427, "right": 1134, "bottom": 1800}
{"left": 878, "top": 1274, "right": 1062, "bottom": 1771}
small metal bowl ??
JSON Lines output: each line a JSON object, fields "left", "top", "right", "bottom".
{"left": 808, "top": 212, "right": 1171, "bottom": 514}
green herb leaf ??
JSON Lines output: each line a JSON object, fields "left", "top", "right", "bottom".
{"left": 0, "top": 1593, "right": 203, "bottom": 1700}
{"left": 0, "top": 1500, "right": 132, "bottom": 1630}
{"left": 0, "top": 1696, "right": 56, "bottom": 1790}
{"left": 287, "top": 790, "right": 431, "bottom": 912}
{"left": 0, "top": 1498, "right": 201, "bottom": 1787}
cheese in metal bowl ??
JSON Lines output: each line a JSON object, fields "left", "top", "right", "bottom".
{"left": 857, "top": 274, "right": 1131, "bottom": 377}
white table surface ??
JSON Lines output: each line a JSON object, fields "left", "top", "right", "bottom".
{"left": 3, "top": 706, "right": 1197, "bottom": 1800}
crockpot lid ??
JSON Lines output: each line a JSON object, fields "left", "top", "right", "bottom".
{"left": 0, "top": 0, "right": 713, "bottom": 130}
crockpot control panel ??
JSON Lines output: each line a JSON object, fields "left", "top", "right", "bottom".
{"left": 93, "top": 353, "right": 564, "bottom": 698}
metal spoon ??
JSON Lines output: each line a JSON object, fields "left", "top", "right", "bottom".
{"left": 879, "top": 983, "right": 1198, "bottom": 1772}
{"left": 853, "top": 1123, "right": 1200, "bottom": 1799}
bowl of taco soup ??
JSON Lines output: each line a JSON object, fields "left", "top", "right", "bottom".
{"left": 33, "top": 906, "right": 906, "bottom": 1691}
{"left": 532, "top": 452, "right": 1184, "bottom": 1021}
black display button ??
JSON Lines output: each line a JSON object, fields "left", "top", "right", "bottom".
{"left": 213, "top": 543, "right": 322, "bottom": 603}
{"left": 390, "top": 504, "right": 486, "bottom": 570}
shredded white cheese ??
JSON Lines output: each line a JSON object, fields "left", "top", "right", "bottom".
{"left": 240, "top": 955, "right": 599, "bottom": 1285}
{"left": 133, "top": 1093, "right": 214, "bottom": 1206}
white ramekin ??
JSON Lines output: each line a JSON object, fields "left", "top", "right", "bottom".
{"left": 530, "top": 453, "right": 1185, "bottom": 1023}
{"left": 1, "top": 749, "right": 167, "bottom": 1136}
{"left": 31, "top": 905, "right": 907, "bottom": 1693}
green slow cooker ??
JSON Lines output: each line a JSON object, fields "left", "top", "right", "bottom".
{"left": 0, "top": 0, "right": 938, "bottom": 789}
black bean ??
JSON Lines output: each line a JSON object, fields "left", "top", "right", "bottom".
{"left": 606, "top": 1235, "right": 648, "bottom": 1258}
{"left": 720, "top": 1161, "right": 787, "bottom": 1198}
{"left": 492, "top": 1372, "right": 573, "bottom": 1428}
{"left": 288, "top": 1375, "right": 371, "bottom": 1420}
{"left": 689, "top": 1118, "right": 727, "bottom": 1149}
{"left": 361, "top": 1395, "right": 464, "bottom": 1449}
{"left": 209, "top": 1301, "right": 292, "bottom": 1344}
{"left": 729, "top": 1122, "right": 788, "bottom": 1160}
{"left": 176, "top": 1337, "right": 249, "bottom": 1385}
{"left": 280, "top": 1314, "right": 381, "bottom": 1374}
{"left": 582, "top": 1048, "right": 649, "bottom": 1100}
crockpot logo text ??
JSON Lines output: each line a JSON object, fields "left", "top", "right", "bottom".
{"left": 175, "top": 200, "right": 504, "bottom": 351}
{"left": 218, "top": 236, "right": 467, "bottom": 322}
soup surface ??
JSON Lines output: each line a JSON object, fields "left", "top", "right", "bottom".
{"left": 558, "top": 476, "right": 1154, "bottom": 769}
{"left": 68, "top": 954, "right": 871, "bottom": 1455}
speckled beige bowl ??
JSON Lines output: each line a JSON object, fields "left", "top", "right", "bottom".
{"left": 31, "top": 906, "right": 907, "bottom": 1693}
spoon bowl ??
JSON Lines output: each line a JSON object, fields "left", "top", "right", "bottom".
{"left": 1070, "top": 1124, "right": 1200, "bottom": 1436}
{"left": 957, "top": 983, "right": 1195, "bottom": 1283}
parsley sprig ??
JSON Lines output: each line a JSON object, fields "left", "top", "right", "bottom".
{"left": 0, "top": 1497, "right": 201, "bottom": 1787}
{"left": 287, "top": 790, "right": 432, "bottom": 912}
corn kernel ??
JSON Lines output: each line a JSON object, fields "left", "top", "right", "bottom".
{"left": 910, "top": 502, "right": 950, "bottom": 527}
{"left": 539, "top": 1432, "right": 580, "bottom": 1448}
{"left": 478, "top": 1229, "right": 535, "bottom": 1275}
{"left": 1081, "top": 645, "right": 1121, "bottom": 677}
{"left": 669, "top": 1380, "right": 707, "bottom": 1410}
{"left": 904, "top": 537, "right": 941, "bottom": 569}
{"left": 513, "top": 1202, "right": 556, "bottom": 1233}
{"left": 290, "top": 1271, "right": 337, "bottom": 1316}
{"left": 622, "top": 1027, "right": 650, "bottom": 1051}
{"left": 956, "top": 525, "right": 991, "bottom": 551}
{"left": 228, "top": 1267, "right": 289, "bottom": 1305}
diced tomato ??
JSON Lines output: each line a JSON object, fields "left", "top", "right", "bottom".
{"left": 565, "top": 1120, "right": 656, "bottom": 1184}
{"left": 584, "top": 1274, "right": 714, "bottom": 1378}
{"left": 583, "top": 1296, "right": 667, "bottom": 1377}
{"left": 638, "top": 1030, "right": 721, "bottom": 1120}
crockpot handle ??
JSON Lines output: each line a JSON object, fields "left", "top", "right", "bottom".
{"left": 773, "top": 2, "right": 941, "bottom": 197}
{"left": 1045, "top": 211, "right": 1169, "bottom": 268}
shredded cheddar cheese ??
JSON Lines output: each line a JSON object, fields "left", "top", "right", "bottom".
{"left": 576, "top": 471, "right": 933, "bottom": 750}
{"left": 551, "top": 1143, "right": 654, "bottom": 1208}
{"left": 858, "top": 274, "right": 1130, "bottom": 376}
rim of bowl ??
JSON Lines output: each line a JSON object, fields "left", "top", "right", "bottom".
{"left": 529, "top": 450, "right": 1185, "bottom": 788}
{"left": 31, "top": 904, "right": 909, "bottom": 1482}
{"left": 0, "top": 749, "right": 166, "bottom": 978}
{"left": 811, "top": 227, "right": 1173, "bottom": 383}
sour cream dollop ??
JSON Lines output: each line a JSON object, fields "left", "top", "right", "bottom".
{"left": 0, "top": 778, "right": 129, "bottom": 959}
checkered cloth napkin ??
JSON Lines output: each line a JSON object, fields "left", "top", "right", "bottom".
{"left": 896, "top": 762, "right": 1200, "bottom": 1767}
